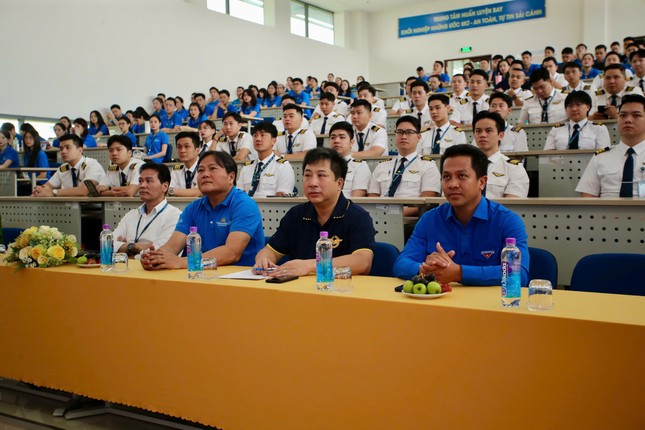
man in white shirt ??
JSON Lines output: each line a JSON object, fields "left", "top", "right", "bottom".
{"left": 402, "top": 80, "right": 431, "bottom": 126}
{"left": 273, "top": 95, "right": 310, "bottom": 132}
{"left": 98, "top": 135, "right": 145, "bottom": 197}
{"left": 349, "top": 99, "right": 388, "bottom": 158}
{"left": 357, "top": 85, "right": 387, "bottom": 127}
{"left": 32, "top": 134, "right": 105, "bottom": 197}
{"left": 215, "top": 112, "right": 257, "bottom": 161}
{"left": 473, "top": 111, "right": 529, "bottom": 198}
{"left": 315, "top": 82, "right": 348, "bottom": 117}
{"left": 576, "top": 94, "right": 645, "bottom": 197}
{"left": 628, "top": 49, "right": 645, "bottom": 94}
{"left": 113, "top": 163, "right": 181, "bottom": 258}
{"left": 542, "top": 56, "right": 567, "bottom": 89}
{"left": 274, "top": 103, "right": 317, "bottom": 160}
{"left": 589, "top": 64, "right": 644, "bottom": 120}
{"left": 488, "top": 93, "right": 529, "bottom": 152}
{"left": 505, "top": 67, "right": 532, "bottom": 107}
{"left": 391, "top": 76, "right": 417, "bottom": 114}
{"left": 238, "top": 122, "right": 295, "bottom": 197}
{"left": 169, "top": 131, "right": 202, "bottom": 197}
{"left": 561, "top": 62, "right": 593, "bottom": 94}
{"left": 519, "top": 67, "right": 568, "bottom": 125}
{"left": 450, "top": 70, "right": 490, "bottom": 127}
{"left": 329, "top": 121, "right": 371, "bottom": 197}
{"left": 449, "top": 74, "right": 469, "bottom": 109}
{"left": 310, "top": 92, "right": 347, "bottom": 136}
{"left": 418, "top": 94, "right": 467, "bottom": 155}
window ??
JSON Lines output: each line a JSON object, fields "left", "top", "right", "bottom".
{"left": 207, "top": 0, "right": 264, "bottom": 25}
{"left": 290, "top": 1, "right": 334, "bottom": 45}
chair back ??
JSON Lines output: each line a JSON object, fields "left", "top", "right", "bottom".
{"left": 370, "top": 242, "right": 400, "bottom": 277}
{"left": 2, "top": 228, "right": 23, "bottom": 246}
{"left": 528, "top": 247, "right": 558, "bottom": 287}
{"left": 570, "top": 253, "right": 645, "bottom": 296}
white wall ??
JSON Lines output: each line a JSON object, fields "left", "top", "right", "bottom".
{"left": 0, "top": 0, "right": 369, "bottom": 119}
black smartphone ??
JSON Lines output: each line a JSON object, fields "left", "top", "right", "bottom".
{"left": 84, "top": 179, "right": 100, "bottom": 197}
{"left": 265, "top": 275, "right": 299, "bottom": 283}
{"left": 597, "top": 105, "right": 607, "bottom": 118}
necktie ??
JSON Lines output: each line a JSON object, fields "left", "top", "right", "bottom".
{"left": 229, "top": 140, "right": 237, "bottom": 157}
{"left": 320, "top": 117, "right": 328, "bottom": 135}
{"left": 387, "top": 157, "right": 407, "bottom": 197}
{"left": 357, "top": 132, "right": 365, "bottom": 151}
{"left": 287, "top": 135, "right": 294, "bottom": 154}
{"left": 120, "top": 172, "right": 127, "bottom": 186}
{"left": 472, "top": 102, "right": 478, "bottom": 122}
{"left": 541, "top": 97, "right": 550, "bottom": 123}
{"left": 569, "top": 124, "right": 580, "bottom": 150}
{"left": 185, "top": 170, "right": 193, "bottom": 189}
{"left": 417, "top": 112, "right": 422, "bottom": 125}
{"left": 639, "top": 79, "right": 644, "bottom": 93}
{"left": 432, "top": 127, "right": 442, "bottom": 154}
{"left": 248, "top": 162, "right": 263, "bottom": 197}
{"left": 620, "top": 148, "right": 635, "bottom": 197}
{"left": 71, "top": 167, "right": 78, "bottom": 187}
{"left": 610, "top": 95, "right": 618, "bottom": 107}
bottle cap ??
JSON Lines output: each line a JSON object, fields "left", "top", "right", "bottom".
{"left": 190, "top": 226, "right": 198, "bottom": 233}
{"left": 505, "top": 238, "right": 516, "bottom": 245}
{"left": 103, "top": 224, "right": 110, "bottom": 230}
{"left": 319, "top": 231, "right": 328, "bottom": 238}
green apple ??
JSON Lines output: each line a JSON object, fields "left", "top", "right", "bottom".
{"left": 76, "top": 256, "right": 88, "bottom": 264}
{"left": 427, "top": 281, "right": 441, "bottom": 294}
{"left": 413, "top": 283, "right": 427, "bottom": 295}
{"left": 403, "top": 280, "right": 414, "bottom": 294}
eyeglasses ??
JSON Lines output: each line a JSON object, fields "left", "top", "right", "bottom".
{"left": 394, "top": 130, "right": 419, "bottom": 136}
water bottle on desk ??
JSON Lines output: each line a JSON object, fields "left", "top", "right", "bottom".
{"left": 316, "top": 231, "right": 333, "bottom": 291}
{"left": 100, "top": 224, "right": 114, "bottom": 272}
{"left": 186, "top": 226, "right": 203, "bottom": 279}
{"left": 501, "top": 237, "right": 521, "bottom": 307}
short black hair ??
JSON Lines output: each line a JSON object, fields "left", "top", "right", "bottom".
{"left": 521, "top": 50, "right": 532, "bottom": 57}
{"left": 629, "top": 49, "right": 645, "bottom": 61}
{"left": 282, "top": 94, "right": 296, "bottom": 103}
{"left": 319, "top": 92, "right": 336, "bottom": 102}
{"left": 139, "top": 161, "right": 171, "bottom": 185}
{"left": 416, "top": 66, "right": 424, "bottom": 72}
{"left": 194, "top": 92, "right": 206, "bottom": 100}
{"left": 470, "top": 69, "right": 489, "bottom": 81}
{"left": 252, "top": 122, "right": 278, "bottom": 138}
{"left": 59, "top": 133, "right": 84, "bottom": 148}
{"left": 492, "top": 54, "right": 504, "bottom": 61}
{"left": 107, "top": 134, "right": 133, "bottom": 152}
{"left": 562, "top": 61, "right": 581, "bottom": 72}
{"left": 441, "top": 144, "right": 489, "bottom": 179}
{"left": 350, "top": 99, "right": 372, "bottom": 111}
{"left": 604, "top": 51, "right": 622, "bottom": 62}
{"left": 209, "top": 86, "right": 219, "bottom": 92}
{"left": 175, "top": 131, "right": 201, "bottom": 149}
{"left": 488, "top": 92, "right": 513, "bottom": 108}
{"left": 197, "top": 150, "right": 237, "bottom": 185}
{"left": 595, "top": 44, "right": 607, "bottom": 51}
{"left": 410, "top": 80, "right": 429, "bottom": 92}
{"left": 545, "top": 45, "right": 555, "bottom": 53}
{"left": 428, "top": 93, "right": 450, "bottom": 106}
{"left": 577, "top": 43, "right": 587, "bottom": 49}
{"left": 222, "top": 112, "right": 243, "bottom": 123}
{"left": 199, "top": 120, "right": 217, "bottom": 131}
{"left": 359, "top": 85, "right": 376, "bottom": 96}
{"left": 619, "top": 94, "right": 645, "bottom": 112}
{"left": 473, "top": 110, "right": 505, "bottom": 133}
{"left": 395, "top": 115, "right": 421, "bottom": 133}
{"left": 303, "top": 147, "right": 347, "bottom": 181}
{"left": 604, "top": 63, "right": 626, "bottom": 75}
{"left": 219, "top": 89, "right": 230, "bottom": 97}
{"left": 110, "top": 104, "right": 121, "bottom": 110}
{"left": 434, "top": 60, "right": 444, "bottom": 68}
{"left": 118, "top": 116, "right": 131, "bottom": 124}
{"left": 529, "top": 67, "right": 551, "bottom": 85}
{"left": 564, "top": 90, "right": 592, "bottom": 108}
{"left": 282, "top": 103, "right": 303, "bottom": 115}
{"left": 328, "top": 121, "right": 354, "bottom": 140}
{"left": 324, "top": 82, "right": 340, "bottom": 92}
{"left": 542, "top": 56, "right": 558, "bottom": 66}
{"left": 562, "top": 47, "right": 574, "bottom": 55}
{"left": 292, "top": 77, "right": 304, "bottom": 84}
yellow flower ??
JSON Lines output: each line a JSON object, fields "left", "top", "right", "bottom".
{"left": 26, "top": 227, "right": 38, "bottom": 235}
{"left": 16, "top": 234, "right": 30, "bottom": 248}
{"left": 30, "top": 245, "right": 46, "bottom": 261}
{"left": 66, "top": 235, "right": 77, "bottom": 244}
{"left": 47, "top": 245, "right": 66, "bottom": 260}
{"left": 37, "top": 255, "right": 49, "bottom": 266}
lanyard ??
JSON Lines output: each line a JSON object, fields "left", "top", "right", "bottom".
{"left": 134, "top": 203, "right": 168, "bottom": 243}
{"left": 254, "top": 154, "right": 275, "bottom": 178}
{"left": 568, "top": 121, "right": 588, "bottom": 144}
{"left": 390, "top": 155, "right": 418, "bottom": 184}
{"left": 539, "top": 95, "right": 553, "bottom": 111}
{"left": 432, "top": 126, "right": 450, "bottom": 145}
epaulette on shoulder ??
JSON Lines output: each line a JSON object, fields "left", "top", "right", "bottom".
{"left": 561, "top": 89, "right": 571, "bottom": 95}
{"left": 173, "top": 164, "right": 183, "bottom": 170}
{"left": 277, "top": 131, "right": 285, "bottom": 136}
{"left": 626, "top": 86, "right": 635, "bottom": 92}
{"left": 511, "top": 125, "right": 522, "bottom": 132}
{"left": 553, "top": 123, "right": 565, "bottom": 128}
{"left": 595, "top": 147, "right": 610, "bottom": 155}
{"left": 374, "top": 107, "right": 381, "bottom": 112}
{"left": 129, "top": 163, "right": 137, "bottom": 170}
{"left": 591, "top": 121, "right": 603, "bottom": 126}
{"left": 371, "top": 125, "right": 381, "bottom": 132}
{"left": 312, "top": 113, "right": 321, "bottom": 120}
{"left": 59, "top": 164, "right": 69, "bottom": 172}
{"left": 506, "top": 159, "right": 521, "bottom": 165}
{"left": 81, "top": 162, "right": 87, "bottom": 170}
{"left": 455, "top": 127, "right": 464, "bottom": 132}
{"left": 300, "top": 128, "right": 308, "bottom": 132}
{"left": 379, "top": 158, "right": 392, "bottom": 164}
{"left": 599, "top": 72, "right": 605, "bottom": 78}
{"left": 238, "top": 132, "right": 245, "bottom": 139}
{"left": 595, "top": 88, "right": 605, "bottom": 95}
{"left": 244, "top": 160, "right": 255, "bottom": 166}
{"left": 277, "top": 157, "right": 288, "bottom": 164}
{"left": 218, "top": 136, "right": 227, "bottom": 142}
{"left": 331, "top": 112, "right": 342, "bottom": 118}
{"left": 108, "top": 165, "right": 118, "bottom": 171}
{"left": 583, "top": 85, "right": 591, "bottom": 90}
{"left": 399, "top": 96, "right": 406, "bottom": 102}
{"left": 525, "top": 95, "right": 534, "bottom": 101}
{"left": 459, "top": 99, "right": 468, "bottom": 105}
{"left": 421, "top": 156, "right": 434, "bottom": 161}
{"left": 352, "top": 159, "right": 365, "bottom": 163}
{"left": 405, "top": 109, "right": 413, "bottom": 113}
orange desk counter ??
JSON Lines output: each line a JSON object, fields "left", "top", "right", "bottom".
{"left": 1, "top": 262, "right": 644, "bottom": 429}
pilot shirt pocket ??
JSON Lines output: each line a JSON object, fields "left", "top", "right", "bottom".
{"left": 262, "top": 173, "right": 277, "bottom": 186}
{"left": 486, "top": 174, "right": 507, "bottom": 197}
{"left": 578, "top": 135, "right": 596, "bottom": 149}
{"left": 597, "top": 163, "right": 619, "bottom": 179}
{"left": 401, "top": 170, "right": 421, "bottom": 185}
{"left": 376, "top": 170, "right": 392, "bottom": 190}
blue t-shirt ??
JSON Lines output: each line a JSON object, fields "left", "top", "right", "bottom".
{"left": 22, "top": 150, "right": 50, "bottom": 182}
{"left": 88, "top": 124, "right": 109, "bottom": 136}
{"left": 262, "top": 95, "right": 282, "bottom": 107}
{"left": 161, "top": 112, "right": 182, "bottom": 130}
{"left": 131, "top": 123, "right": 146, "bottom": 134}
{"left": 523, "top": 64, "right": 540, "bottom": 77}
{"left": 581, "top": 68, "right": 601, "bottom": 79}
{"left": 175, "top": 188, "right": 265, "bottom": 266}
{"left": 241, "top": 103, "right": 262, "bottom": 123}
{"left": 231, "top": 99, "right": 242, "bottom": 109}
{"left": 216, "top": 104, "right": 238, "bottom": 119}
{"left": 176, "top": 107, "right": 189, "bottom": 122}
{"left": 439, "top": 73, "right": 450, "bottom": 83}
{"left": 123, "top": 132, "right": 137, "bottom": 147}
{"left": 205, "top": 100, "right": 219, "bottom": 117}
{"left": 145, "top": 131, "right": 169, "bottom": 163}
{"left": 83, "top": 134, "right": 97, "bottom": 148}
{"left": 52, "top": 138, "right": 61, "bottom": 148}
{"left": 187, "top": 115, "right": 208, "bottom": 129}
{"left": 293, "top": 91, "right": 312, "bottom": 118}
{"left": 152, "top": 109, "right": 168, "bottom": 121}
{"left": 304, "top": 86, "right": 320, "bottom": 95}
{"left": 393, "top": 198, "right": 530, "bottom": 286}
{"left": 0, "top": 145, "right": 20, "bottom": 168}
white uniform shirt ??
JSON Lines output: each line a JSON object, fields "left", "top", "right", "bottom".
{"left": 170, "top": 160, "right": 199, "bottom": 190}
{"left": 273, "top": 117, "right": 309, "bottom": 133}
{"left": 518, "top": 89, "right": 568, "bottom": 124}
{"left": 402, "top": 104, "right": 431, "bottom": 127}
{"left": 238, "top": 154, "right": 295, "bottom": 197}
{"left": 562, "top": 82, "right": 593, "bottom": 95}
{"left": 368, "top": 152, "right": 441, "bottom": 197}
{"left": 215, "top": 132, "right": 257, "bottom": 160}
{"left": 500, "top": 123, "right": 529, "bottom": 152}
{"left": 544, "top": 120, "right": 611, "bottom": 150}
{"left": 627, "top": 75, "right": 645, "bottom": 93}
{"left": 371, "top": 106, "right": 387, "bottom": 127}
{"left": 314, "top": 100, "right": 349, "bottom": 117}
{"left": 275, "top": 127, "right": 317, "bottom": 155}
{"left": 373, "top": 97, "right": 385, "bottom": 109}
{"left": 99, "top": 159, "right": 145, "bottom": 188}
{"left": 391, "top": 96, "right": 412, "bottom": 112}
{"left": 352, "top": 123, "right": 388, "bottom": 156}
{"left": 342, "top": 155, "right": 371, "bottom": 198}
{"left": 576, "top": 141, "right": 645, "bottom": 197}
{"left": 592, "top": 69, "right": 634, "bottom": 90}
{"left": 310, "top": 112, "right": 347, "bottom": 136}
{"left": 449, "top": 90, "right": 469, "bottom": 109}
{"left": 552, "top": 72, "right": 568, "bottom": 87}
{"left": 504, "top": 88, "right": 533, "bottom": 106}
{"left": 112, "top": 199, "right": 182, "bottom": 253}
{"left": 418, "top": 124, "right": 468, "bottom": 155}
{"left": 199, "top": 140, "right": 214, "bottom": 154}
{"left": 450, "top": 93, "right": 490, "bottom": 126}
{"left": 486, "top": 151, "right": 530, "bottom": 198}
{"left": 47, "top": 156, "right": 105, "bottom": 190}
{"left": 589, "top": 86, "right": 644, "bottom": 116}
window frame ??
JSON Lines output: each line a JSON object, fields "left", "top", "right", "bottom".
{"left": 290, "top": 0, "right": 334, "bottom": 45}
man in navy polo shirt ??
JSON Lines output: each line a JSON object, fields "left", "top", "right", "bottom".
{"left": 141, "top": 150, "right": 265, "bottom": 270}
{"left": 254, "top": 147, "right": 376, "bottom": 277}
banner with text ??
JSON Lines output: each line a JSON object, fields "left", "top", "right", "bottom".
{"left": 399, "top": 0, "right": 546, "bottom": 38}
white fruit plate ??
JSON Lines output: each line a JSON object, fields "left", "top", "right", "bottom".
{"left": 402, "top": 291, "right": 449, "bottom": 299}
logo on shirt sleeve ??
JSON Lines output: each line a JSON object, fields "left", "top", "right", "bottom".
{"left": 481, "top": 250, "right": 495, "bottom": 259}
{"left": 216, "top": 217, "right": 231, "bottom": 227}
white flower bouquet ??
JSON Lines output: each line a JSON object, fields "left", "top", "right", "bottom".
{"left": 3, "top": 225, "right": 80, "bottom": 269}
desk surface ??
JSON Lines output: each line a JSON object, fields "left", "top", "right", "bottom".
{"left": 1, "top": 262, "right": 644, "bottom": 429}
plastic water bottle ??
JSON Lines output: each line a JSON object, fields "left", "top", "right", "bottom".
{"left": 501, "top": 237, "right": 522, "bottom": 307}
{"left": 100, "top": 224, "right": 114, "bottom": 272}
{"left": 316, "top": 231, "right": 334, "bottom": 291}
{"left": 186, "top": 226, "right": 203, "bottom": 279}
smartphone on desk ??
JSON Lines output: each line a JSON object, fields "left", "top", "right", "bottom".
{"left": 265, "top": 275, "right": 299, "bottom": 283}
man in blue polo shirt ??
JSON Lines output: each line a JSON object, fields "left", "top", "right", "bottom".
{"left": 141, "top": 150, "right": 265, "bottom": 269}
{"left": 254, "top": 147, "right": 376, "bottom": 277}
{"left": 393, "top": 144, "right": 529, "bottom": 286}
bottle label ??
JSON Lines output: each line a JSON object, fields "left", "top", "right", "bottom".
{"left": 101, "top": 240, "right": 113, "bottom": 265}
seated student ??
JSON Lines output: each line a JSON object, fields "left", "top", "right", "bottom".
{"left": 160, "top": 97, "right": 181, "bottom": 131}
{"left": 238, "top": 122, "right": 295, "bottom": 197}
{"left": 545, "top": 91, "right": 610, "bottom": 150}
{"left": 261, "top": 81, "right": 280, "bottom": 108}
{"left": 2, "top": 123, "right": 22, "bottom": 149}
{"left": 305, "top": 76, "right": 321, "bottom": 96}
{"left": 0, "top": 130, "right": 20, "bottom": 169}
{"left": 198, "top": 120, "right": 217, "bottom": 154}
{"left": 391, "top": 76, "right": 417, "bottom": 114}
{"left": 88, "top": 110, "right": 109, "bottom": 137}
{"left": 215, "top": 112, "right": 257, "bottom": 161}
{"left": 52, "top": 122, "right": 67, "bottom": 148}
{"left": 21, "top": 128, "right": 50, "bottom": 185}
{"left": 357, "top": 85, "right": 387, "bottom": 127}
{"left": 576, "top": 94, "right": 645, "bottom": 197}
{"left": 143, "top": 115, "right": 169, "bottom": 163}
{"left": 231, "top": 86, "right": 244, "bottom": 109}
{"left": 418, "top": 94, "right": 467, "bottom": 155}
{"left": 368, "top": 116, "right": 440, "bottom": 216}
{"left": 273, "top": 95, "right": 310, "bottom": 132}
{"left": 504, "top": 67, "right": 532, "bottom": 107}
{"left": 118, "top": 116, "right": 137, "bottom": 147}
{"left": 520, "top": 50, "right": 540, "bottom": 76}
{"left": 542, "top": 56, "right": 567, "bottom": 89}
{"left": 106, "top": 104, "right": 126, "bottom": 126}
{"left": 178, "top": 102, "right": 208, "bottom": 131}
{"left": 73, "top": 118, "right": 97, "bottom": 148}
{"left": 175, "top": 96, "right": 189, "bottom": 123}
{"left": 313, "top": 82, "right": 348, "bottom": 117}
{"left": 416, "top": 66, "right": 429, "bottom": 82}
{"left": 193, "top": 93, "right": 208, "bottom": 116}
{"left": 492, "top": 59, "right": 510, "bottom": 90}
{"left": 204, "top": 87, "right": 220, "bottom": 117}
{"left": 274, "top": 104, "right": 317, "bottom": 161}
{"left": 472, "top": 111, "right": 529, "bottom": 198}
{"left": 349, "top": 99, "right": 388, "bottom": 157}
{"left": 628, "top": 49, "right": 645, "bottom": 92}
{"left": 449, "top": 73, "right": 469, "bottom": 109}
{"left": 590, "top": 64, "right": 644, "bottom": 120}
{"left": 213, "top": 89, "right": 239, "bottom": 119}
{"left": 519, "top": 67, "right": 568, "bottom": 125}
{"left": 169, "top": 131, "right": 202, "bottom": 197}
{"left": 97, "top": 135, "right": 145, "bottom": 197}
{"left": 556, "top": 47, "right": 575, "bottom": 73}
{"left": 561, "top": 62, "right": 593, "bottom": 94}
{"left": 432, "top": 60, "right": 451, "bottom": 83}
{"left": 113, "top": 162, "right": 182, "bottom": 259}
{"left": 253, "top": 147, "right": 375, "bottom": 277}
{"left": 151, "top": 97, "right": 167, "bottom": 121}
{"left": 131, "top": 107, "right": 150, "bottom": 134}
{"left": 141, "top": 150, "right": 265, "bottom": 269}
{"left": 393, "top": 144, "right": 530, "bottom": 285}
{"left": 328, "top": 122, "right": 371, "bottom": 197}
{"left": 487, "top": 93, "right": 528, "bottom": 152}
{"left": 239, "top": 89, "right": 262, "bottom": 123}
{"left": 592, "top": 51, "right": 635, "bottom": 89}
{"left": 580, "top": 53, "right": 601, "bottom": 80}
{"left": 32, "top": 134, "right": 105, "bottom": 197}
{"left": 310, "top": 92, "right": 347, "bottom": 136}
{"left": 450, "top": 69, "right": 490, "bottom": 127}
{"left": 428, "top": 74, "right": 446, "bottom": 93}
{"left": 403, "top": 80, "right": 431, "bottom": 126}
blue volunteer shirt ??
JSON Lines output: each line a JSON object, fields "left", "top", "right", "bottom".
{"left": 161, "top": 112, "right": 182, "bottom": 129}
{"left": 216, "top": 104, "right": 238, "bottom": 119}
{"left": 123, "top": 132, "right": 137, "bottom": 147}
{"left": 144, "top": 131, "right": 169, "bottom": 163}
{"left": 88, "top": 124, "right": 109, "bottom": 136}
{"left": 262, "top": 95, "right": 282, "bottom": 108}
{"left": 393, "top": 198, "right": 529, "bottom": 286}
{"left": 204, "top": 100, "right": 219, "bottom": 117}
{"left": 439, "top": 72, "right": 450, "bottom": 83}
{"left": 581, "top": 68, "right": 601, "bottom": 79}
{"left": 175, "top": 188, "right": 265, "bottom": 266}
{"left": 176, "top": 107, "right": 189, "bottom": 122}
{"left": 0, "top": 145, "right": 20, "bottom": 168}
{"left": 83, "top": 134, "right": 97, "bottom": 148}
{"left": 187, "top": 114, "right": 208, "bottom": 129}
{"left": 22, "top": 150, "right": 51, "bottom": 183}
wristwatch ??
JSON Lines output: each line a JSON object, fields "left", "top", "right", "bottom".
{"left": 127, "top": 243, "right": 136, "bottom": 257}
